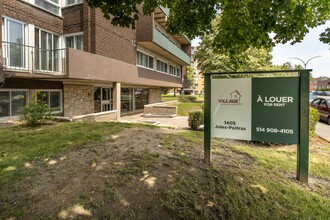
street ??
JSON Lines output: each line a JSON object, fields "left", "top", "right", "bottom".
{"left": 316, "top": 122, "right": 330, "bottom": 142}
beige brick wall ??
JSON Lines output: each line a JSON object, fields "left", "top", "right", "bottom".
{"left": 63, "top": 84, "right": 94, "bottom": 117}
{"left": 148, "top": 88, "right": 161, "bottom": 104}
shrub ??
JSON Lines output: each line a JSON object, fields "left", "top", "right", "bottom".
{"left": 188, "top": 111, "right": 204, "bottom": 130}
{"left": 20, "top": 96, "right": 53, "bottom": 126}
{"left": 309, "top": 107, "right": 320, "bottom": 137}
{"left": 178, "top": 95, "right": 197, "bottom": 103}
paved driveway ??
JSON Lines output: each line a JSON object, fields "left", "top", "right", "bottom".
{"left": 316, "top": 122, "right": 330, "bottom": 142}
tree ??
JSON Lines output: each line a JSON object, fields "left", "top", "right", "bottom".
{"left": 271, "top": 62, "right": 304, "bottom": 70}
{"left": 193, "top": 17, "right": 273, "bottom": 73}
{"left": 186, "top": 66, "right": 194, "bottom": 86}
{"left": 86, "top": 0, "right": 330, "bottom": 55}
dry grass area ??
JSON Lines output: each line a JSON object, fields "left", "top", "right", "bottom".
{"left": 0, "top": 122, "right": 329, "bottom": 219}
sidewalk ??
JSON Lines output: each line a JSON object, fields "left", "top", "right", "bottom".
{"left": 315, "top": 122, "right": 330, "bottom": 142}
{"left": 120, "top": 113, "right": 189, "bottom": 129}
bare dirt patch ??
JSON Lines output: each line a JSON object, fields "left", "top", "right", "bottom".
{"left": 3, "top": 127, "right": 253, "bottom": 219}
{"left": 2, "top": 126, "right": 329, "bottom": 219}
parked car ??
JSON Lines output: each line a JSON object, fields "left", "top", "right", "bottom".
{"left": 309, "top": 93, "right": 316, "bottom": 103}
{"left": 310, "top": 97, "right": 330, "bottom": 125}
{"left": 312, "top": 91, "right": 329, "bottom": 96}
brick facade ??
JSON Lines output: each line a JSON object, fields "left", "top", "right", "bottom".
{"left": 62, "top": 4, "right": 84, "bottom": 34}
{"left": 0, "top": 2, "right": 190, "bottom": 120}
{"left": 136, "top": 13, "right": 153, "bottom": 42}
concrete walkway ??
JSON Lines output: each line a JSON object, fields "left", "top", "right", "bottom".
{"left": 316, "top": 122, "right": 330, "bottom": 142}
{"left": 120, "top": 113, "right": 189, "bottom": 129}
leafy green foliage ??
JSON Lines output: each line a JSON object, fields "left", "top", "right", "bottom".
{"left": 186, "top": 66, "right": 194, "bottom": 86}
{"left": 194, "top": 16, "right": 273, "bottom": 73}
{"left": 20, "top": 95, "right": 53, "bottom": 126}
{"left": 161, "top": 87, "right": 170, "bottom": 94}
{"left": 188, "top": 110, "right": 204, "bottom": 130}
{"left": 271, "top": 62, "right": 304, "bottom": 70}
{"left": 309, "top": 107, "right": 320, "bottom": 137}
{"left": 86, "top": 0, "right": 330, "bottom": 55}
{"left": 178, "top": 95, "right": 197, "bottom": 103}
{"left": 319, "top": 28, "right": 330, "bottom": 44}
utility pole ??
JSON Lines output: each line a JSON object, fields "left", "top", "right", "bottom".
{"left": 290, "top": 56, "right": 321, "bottom": 69}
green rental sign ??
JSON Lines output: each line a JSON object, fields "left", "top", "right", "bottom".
{"left": 204, "top": 70, "right": 310, "bottom": 182}
{"left": 252, "top": 77, "right": 299, "bottom": 144}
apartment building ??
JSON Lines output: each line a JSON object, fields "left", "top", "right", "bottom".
{"left": 191, "top": 46, "right": 203, "bottom": 95}
{"left": 0, "top": 0, "right": 191, "bottom": 120}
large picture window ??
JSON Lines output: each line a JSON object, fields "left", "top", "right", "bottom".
{"left": 137, "top": 51, "right": 154, "bottom": 69}
{"left": 135, "top": 89, "right": 148, "bottom": 110}
{"left": 37, "top": 90, "right": 62, "bottom": 112}
{"left": 0, "top": 90, "right": 27, "bottom": 117}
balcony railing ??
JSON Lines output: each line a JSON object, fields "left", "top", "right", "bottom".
{"left": 1, "top": 42, "right": 67, "bottom": 75}
{"left": 153, "top": 29, "right": 191, "bottom": 65}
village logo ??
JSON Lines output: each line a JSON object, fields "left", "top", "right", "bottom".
{"left": 218, "top": 90, "right": 242, "bottom": 105}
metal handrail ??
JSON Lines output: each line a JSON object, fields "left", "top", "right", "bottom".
{"left": 1, "top": 41, "right": 67, "bottom": 75}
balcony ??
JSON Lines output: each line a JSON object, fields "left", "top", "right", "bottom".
{"left": 153, "top": 29, "right": 190, "bottom": 65}
{"left": 1, "top": 42, "right": 67, "bottom": 76}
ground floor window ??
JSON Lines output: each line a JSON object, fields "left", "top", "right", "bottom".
{"left": 37, "top": 90, "right": 62, "bottom": 113}
{"left": 0, "top": 90, "right": 27, "bottom": 117}
{"left": 121, "top": 88, "right": 149, "bottom": 112}
{"left": 135, "top": 89, "right": 148, "bottom": 110}
{"left": 121, "top": 88, "right": 134, "bottom": 112}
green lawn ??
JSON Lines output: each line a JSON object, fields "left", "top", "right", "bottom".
{"left": 161, "top": 94, "right": 179, "bottom": 102}
{"left": 161, "top": 94, "right": 204, "bottom": 102}
{"left": 176, "top": 102, "right": 204, "bottom": 116}
{"left": 0, "top": 122, "right": 329, "bottom": 219}
{"left": 161, "top": 94, "right": 204, "bottom": 116}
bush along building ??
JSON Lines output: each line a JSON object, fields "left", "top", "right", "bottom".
{"left": 0, "top": 0, "right": 191, "bottom": 121}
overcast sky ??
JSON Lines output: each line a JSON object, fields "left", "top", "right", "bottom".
{"left": 192, "top": 21, "right": 330, "bottom": 78}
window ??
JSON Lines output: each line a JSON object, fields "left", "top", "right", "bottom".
{"left": 169, "top": 65, "right": 177, "bottom": 75}
{"left": 137, "top": 51, "right": 154, "bottom": 69}
{"left": 2, "top": 17, "right": 27, "bottom": 69}
{"left": 35, "top": 28, "right": 60, "bottom": 72}
{"left": 66, "top": 0, "right": 83, "bottom": 6}
{"left": 37, "top": 90, "right": 62, "bottom": 112}
{"left": 35, "top": 0, "right": 60, "bottom": 14}
{"left": 157, "top": 59, "right": 168, "bottom": 73}
{"left": 177, "top": 67, "right": 182, "bottom": 77}
{"left": 135, "top": 89, "right": 148, "bottom": 110}
{"left": 65, "top": 34, "right": 83, "bottom": 50}
{"left": 0, "top": 90, "right": 27, "bottom": 117}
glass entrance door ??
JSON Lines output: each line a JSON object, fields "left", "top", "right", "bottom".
{"left": 101, "top": 88, "right": 111, "bottom": 111}
{"left": 94, "top": 87, "right": 112, "bottom": 113}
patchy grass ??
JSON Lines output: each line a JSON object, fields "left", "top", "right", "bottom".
{"left": 0, "top": 123, "right": 329, "bottom": 219}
